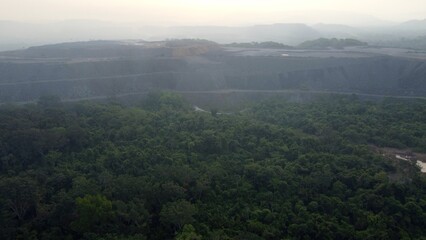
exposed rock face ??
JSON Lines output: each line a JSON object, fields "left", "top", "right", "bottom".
{"left": 0, "top": 40, "right": 426, "bottom": 103}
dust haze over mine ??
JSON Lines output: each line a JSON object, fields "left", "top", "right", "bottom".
{"left": 1, "top": 17, "right": 426, "bottom": 176}
{"left": 1, "top": 20, "right": 426, "bottom": 104}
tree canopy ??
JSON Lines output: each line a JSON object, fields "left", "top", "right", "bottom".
{"left": 0, "top": 93, "right": 426, "bottom": 239}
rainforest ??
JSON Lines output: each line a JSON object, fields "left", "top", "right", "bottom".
{"left": 1, "top": 93, "right": 426, "bottom": 240}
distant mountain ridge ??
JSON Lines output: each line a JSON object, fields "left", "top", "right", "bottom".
{"left": 1, "top": 19, "right": 426, "bottom": 51}
{"left": 401, "top": 19, "right": 426, "bottom": 26}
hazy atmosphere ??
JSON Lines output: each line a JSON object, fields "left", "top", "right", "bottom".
{"left": 2, "top": 0, "right": 426, "bottom": 25}
{"left": 2, "top": 1, "right": 426, "bottom": 240}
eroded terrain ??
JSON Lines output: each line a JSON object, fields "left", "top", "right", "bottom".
{"left": 1, "top": 40, "right": 426, "bottom": 103}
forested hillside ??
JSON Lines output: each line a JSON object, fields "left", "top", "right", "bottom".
{"left": 1, "top": 93, "right": 426, "bottom": 239}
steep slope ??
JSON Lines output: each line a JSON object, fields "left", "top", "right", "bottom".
{"left": 1, "top": 41, "right": 426, "bottom": 102}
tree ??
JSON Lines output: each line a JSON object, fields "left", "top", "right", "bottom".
{"left": 71, "top": 194, "right": 114, "bottom": 234}
{"left": 160, "top": 200, "right": 197, "bottom": 230}
{"left": 176, "top": 224, "right": 202, "bottom": 240}
{"left": 0, "top": 177, "right": 38, "bottom": 222}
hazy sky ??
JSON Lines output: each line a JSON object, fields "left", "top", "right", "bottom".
{"left": 2, "top": 0, "right": 426, "bottom": 25}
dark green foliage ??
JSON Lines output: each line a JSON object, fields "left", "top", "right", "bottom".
{"left": 71, "top": 194, "right": 114, "bottom": 234}
{"left": 176, "top": 224, "right": 202, "bottom": 240}
{"left": 0, "top": 93, "right": 426, "bottom": 239}
{"left": 160, "top": 200, "right": 197, "bottom": 230}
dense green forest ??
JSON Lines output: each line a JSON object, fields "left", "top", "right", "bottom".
{"left": 1, "top": 93, "right": 426, "bottom": 240}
